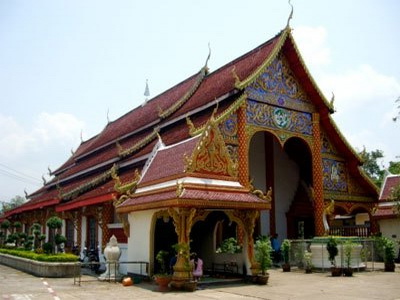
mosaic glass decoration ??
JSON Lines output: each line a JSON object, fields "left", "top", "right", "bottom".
{"left": 246, "top": 54, "right": 314, "bottom": 112}
{"left": 322, "top": 158, "right": 348, "bottom": 192}
{"left": 246, "top": 100, "right": 312, "bottom": 135}
{"left": 219, "top": 114, "right": 238, "bottom": 145}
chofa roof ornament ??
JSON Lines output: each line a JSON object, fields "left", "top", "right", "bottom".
{"left": 286, "top": 0, "right": 294, "bottom": 28}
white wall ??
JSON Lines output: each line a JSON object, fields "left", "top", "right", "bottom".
{"left": 355, "top": 213, "right": 369, "bottom": 225}
{"left": 379, "top": 218, "right": 400, "bottom": 255}
{"left": 127, "top": 209, "right": 157, "bottom": 276}
{"left": 249, "top": 133, "right": 269, "bottom": 235}
{"left": 273, "top": 140, "right": 299, "bottom": 242}
{"left": 248, "top": 133, "right": 300, "bottom": 241}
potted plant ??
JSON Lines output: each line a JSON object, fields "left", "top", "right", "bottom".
{"left": 281, "top": 239, "right": 291, "bottom": 272}
{"left": 154, "top": 250, "right": 172, "bottom": 291}
{"left": 254, "top": 236, "right": 273, "bottom": 285}
{"left": 303, "top": 250, "right": 313, "bottom": 273}
{"left": 326, "top": 237, "right": 341, "bottom": 276}
{"left": 382, "top": 237, "right": 396, "bottom": 272}
{"left": 343, "top": 240, "right": 355, "bottom": 276}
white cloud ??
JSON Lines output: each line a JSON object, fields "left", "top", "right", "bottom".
{"left": 0, "top": 112, "right": 85, "bottom": 160}
{"left": 319, "top": 64, "right": 400, "bottom": 112}
{"left": 292, "top": 26, "right": 331, "bottom": 68}
{"left": 292, "top": 25, "right": 400, "bottom": 165}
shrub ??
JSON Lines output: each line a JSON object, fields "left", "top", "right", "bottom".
{"left": 326, "top": 237, "right": 338, "bottom": 267}
{"left": 43, "top": 242, "right": 53, "bottom": 254}
{"left": 1, "top": 220, "right": 10, "bottom": 230}
{"left": 281, "top": 239, "right": 291, "bottom": 264}
{"left": 216, "top": 237, "right": 242, "bottom": 254}
{"left": 24, "top": 240, "right": 33, "bottom": 250}
{"left": 46, "top": 216, "right": 62, "bottom": 229}
{"left": 55, "top": 234, "right": 67, "bottom": 245}
{"left": 255, "top": 236, "right": 273, "bottom": 275}
{"left": 13, "top": 221, "right": 22, "bottom": 229}
{"left": 0, "top": 248, "right": 78, "bottom": 262}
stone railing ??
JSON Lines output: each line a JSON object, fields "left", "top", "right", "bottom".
{"left": 0, "top": 253, "right": 79, "bottom": 277}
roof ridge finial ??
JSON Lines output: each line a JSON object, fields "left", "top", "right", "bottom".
{"left": 142, "top": 79, "right": 150, "bottom": 107}
{"left": 144, "top": 79, "right": 150, "bottom": 99}
{"left": 286, "top": 0, "right": 294, "bottom": 28}
{"left": 204, "top": 43, "right": 211, "bottom": 72}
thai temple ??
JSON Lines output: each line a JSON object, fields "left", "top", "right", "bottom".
{"left": 1, "top": 23, "right": 379, "bottom": 277}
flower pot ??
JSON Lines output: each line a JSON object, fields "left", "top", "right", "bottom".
{"left": 183, "top": 280, "right": 197, "bottom": 292}
{"left": 330, "top": 267, "right": 342, "bottom": 277}
{"left": 122, "top": 277, "right": 133, "bottom": 286}
{"left": 384, "top": 262, "right": 395, "bottom": 272}
{"left": 256, "top": 273, "right": 269, "bottom": 285}
{"left": 282, "top": 263, "right": 291, "bottom": 272}
{"left": 305, "top": 268, "right": 312, "bottom": 274}
{"left": 154, "top": 275, "right": 172, "bottom": 292}
{"left": 343, "top": 268, "right": 353, "bottom": 277}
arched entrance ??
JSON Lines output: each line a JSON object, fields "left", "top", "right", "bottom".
{"left": 249, "top": 131, "right": 313, "bottom": 240}
{"left": 190, "top": 211, "right": 246, "bottom": 275}
{"left": 153, "top": 216, "right": 177, "bottom": 274}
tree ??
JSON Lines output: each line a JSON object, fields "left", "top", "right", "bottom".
{"left": 359, "top": 148, "right": 385, "bottom": 187}
{"left": 388, "top": 160, "right": 400, "bottom": 175}
{"left": 1, "top": 195, "right": 26, "bottom": 216}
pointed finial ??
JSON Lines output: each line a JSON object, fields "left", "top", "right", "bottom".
{"left": 286, "top": 0, "right": 294, "bottom": 28}
{"left": 107, "top": 108, "right": 110, "bottom": 124}
{"left": 24, "top": 189, "right": 28, "bottom": 198}
{"left": 48, "top": 166, "right": 52, "bottom": 176}
{"left": 330, "top": 92, "right": 336, "bottom": 112}
{"left": 71, "top": 148, "right": 75, "bottom": 155}
{"left": 144, "top": 79, "right": 150, "bottom": 98}
{"left": 80, "top": 130, "right": 83, "bottom": 142}
{"left": 42, "top": 175, "right": 47, "bottom": 185}
{"left": 204, "top": 43, "right": 211, "bottom": 73}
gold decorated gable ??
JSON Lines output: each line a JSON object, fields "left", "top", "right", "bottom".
{"left": 185, "top": 117, "right": 238, "bottom": 178}
{"left": 246, "top": 54, "right": 315, "bottom": 113}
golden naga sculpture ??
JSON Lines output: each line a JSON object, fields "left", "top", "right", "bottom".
{"left": 249, "top": 179, "right": 272, "bottom": 202}
{"left": 111, "top": 164, "right": 141, "bottom": 207}
{"left": 323, "top": 199, "right": 335, "bottom": 235}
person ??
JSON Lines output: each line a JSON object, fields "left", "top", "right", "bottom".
{"left": 190, "top": 253, "right": 203, "bottom": 281}
{"left": 169, "top": 254, "right": 177, "bottom": 274}
{"left": 270, "top": 233, "right": 281, "bottom": 263}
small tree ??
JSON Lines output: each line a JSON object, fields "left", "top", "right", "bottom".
{"left": 1, "top": 220, "right": 11, "bottom": 241}
{"left": 31, "top": 223, "right": 42, "bottom": 250}
{"left": 46, "top": 216, "right": 63, "bottom": 253}
{"left": 326, "top": 237, "right": 338, "bottom": 267}
{"left": 254, "top": 236, "right": 273, "bottom": 276}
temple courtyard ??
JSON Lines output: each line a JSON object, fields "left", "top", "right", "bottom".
{"left": 1, "top": 264, "right": 399, "bottom": 300}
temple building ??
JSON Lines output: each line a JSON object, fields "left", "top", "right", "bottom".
{"left": 1, "top": 25, "right": 379, "bottom": 276}
{"left": 373, "top": 173, "right": 400, "bottom": 255}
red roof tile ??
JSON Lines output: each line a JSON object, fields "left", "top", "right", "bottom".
{"left": 140, "top": 136, "right": 200, "bottom": 185}
{"left": 118, "top": 188, "right": 268, "bottom": 211}
{"left": 380, "top": 175, "right": 400, "bottom": 201}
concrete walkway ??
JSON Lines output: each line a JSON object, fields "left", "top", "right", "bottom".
{"left": 1, "top": 264, "right": 399, "bottom": 300}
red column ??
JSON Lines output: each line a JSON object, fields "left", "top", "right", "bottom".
{"left": 312, "top": 113, "right": 325, "bottom": 236}
{"left": 237, "top": 105, "right": 249, "bottom": 187}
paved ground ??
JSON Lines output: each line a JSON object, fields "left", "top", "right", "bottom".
{"left": 1, "top": 264, "right": 400, "bottom": 300}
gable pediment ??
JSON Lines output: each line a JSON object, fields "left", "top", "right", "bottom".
{"left": 185, "top": 117, "right": 238, "bottom": 178}
{"left": 246, "top": 54, "right": 316, "bottom": 113}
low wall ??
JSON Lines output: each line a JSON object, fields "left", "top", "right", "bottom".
{"left": 0, "top": 253, "right": 79, "bottom": 277}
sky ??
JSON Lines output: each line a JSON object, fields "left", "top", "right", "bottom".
{"left": 0, "top": 0, "right": 399, "bottom": 202}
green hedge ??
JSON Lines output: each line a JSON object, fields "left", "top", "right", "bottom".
{"left": 0, "top": 248, "right": 78, "bottom": 262}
